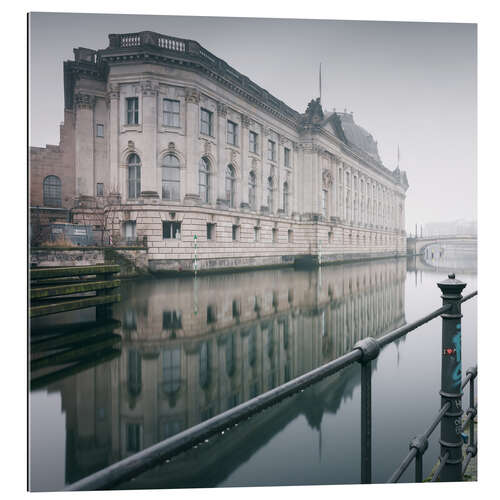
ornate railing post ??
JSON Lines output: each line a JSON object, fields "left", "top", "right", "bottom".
{"left": 437, "top": 273, "right": 467, "bottom": 481}
{"left": 354, "top": 337, "right": 380, "bottom": 484}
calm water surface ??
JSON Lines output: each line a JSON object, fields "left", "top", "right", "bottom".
{"left": 29, "top": 246, "right": 477, "bottom": 491}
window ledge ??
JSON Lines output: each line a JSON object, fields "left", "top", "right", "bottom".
{"left": 121, "top": 124, "right": 143, "bottom": 133}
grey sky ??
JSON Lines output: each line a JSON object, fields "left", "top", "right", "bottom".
{"left": 29, "top": 12, "right": 477, "bottom": 231}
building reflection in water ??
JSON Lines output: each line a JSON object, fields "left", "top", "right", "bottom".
{"left": 43, "top": 258, "right": 407, "bottom": 486}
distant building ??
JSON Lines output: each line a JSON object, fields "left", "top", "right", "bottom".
{"left": 424, "top": 220, "right": 477, "bottom": 237}
{"left": 29, "top": 31, "right": 409, "bottom": 270}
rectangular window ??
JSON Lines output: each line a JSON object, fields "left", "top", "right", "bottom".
{"left": 163, "top": 310, "right": 182, "bottom": 329}
{"left": 249, "top": 131, "right": 258, "bottom": 153}
{"left": 163, "top": 221, "right": 181, "bottom": 239}
{"left": 200, "top": 108, "right": 213, "bottom": 136}
{"left": 322, "top": 189, "right": 327, "bottom": 216}
{"left": 126, "top": 423, "right": 142, "bottom": 452}
{"left": 123, "top": 221, "right": 136, "bottom": 241}
{"left": 284, "top": 147, "right": 291, "bottom": 168}
{"left": 207, "top": 305, "right": 217, "bottom": 324}
{"left": 207, "top": 223, "right": 216, "bottom": 240}
{"left": 287, "top": 229, "right": 293, "bottom": 243}
{"left": 126, "top": 97, "right": 139, "bottom": 125}
{"left": 96, "top": 124, "right": 104, "bottom": 137}
{"left": 163, "top": 99, "right": 180, "bottom": 127}
{"left": 254, "top": 226, "right": 260, "bottom": 242}
{"left": 328, "top": 231, "right": 333, "bottom": 244}
{"left": 232, "top": 225, "right": 240, "bottom": 241}
{"left": 272, "top": 228, "right": 277, "bottom": 243}
{"left": 268, "top": 140, "right": 276, "bottom": 161}
{"left": 96, "top": 183, "right": 104, "bottom": 196}
{"left": 227, "top": 120, "right": 238, "bottom": 146}
{"left": 232, "top": 299, "right": 240, "bottom": 318}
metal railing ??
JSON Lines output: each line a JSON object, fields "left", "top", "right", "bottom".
{"left": 65, "top": 274, "right": 477, "bottom": 490}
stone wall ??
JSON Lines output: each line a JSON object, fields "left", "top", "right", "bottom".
{"left": 30, "top": 109, "right": 76, "bottom": 210}
{"left": 71, "top": 203, "right": 406, "bottom": 273}
{"left": 30, "top": 247, "right": 149, "bottom": 278}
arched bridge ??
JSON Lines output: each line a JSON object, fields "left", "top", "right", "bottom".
{"left": 407, "top": 234, "right": 477, "bottom": 255}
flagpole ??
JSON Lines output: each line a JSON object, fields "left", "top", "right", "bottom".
{"left": 319, "top": 63, "right": 322, "bottom": 103}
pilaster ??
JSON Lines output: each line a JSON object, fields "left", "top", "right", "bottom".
{"left": 140, "top": 80, "right": 159, "bottom": 197}
{"left": 107, "top": 84, "right": 120, "bottom": 193}
{"left": 184, "top": 87, "right": 201, "bottom": 204}
{"left": 216, "top": 102, "right": 228, "bottom": 207}
{"left": 74, "top": 92, "right": 96, "bottom": 198}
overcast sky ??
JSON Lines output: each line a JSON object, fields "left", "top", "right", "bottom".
{"left": 29, "top": 12, "right": 477, "bottom": 232}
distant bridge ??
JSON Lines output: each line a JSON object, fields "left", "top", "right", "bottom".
{"left": 407, "top": 234, "right": 477, "bottom": 256}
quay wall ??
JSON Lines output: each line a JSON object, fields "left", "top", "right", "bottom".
{"left": 30, "top": 246, "right": 407, "bottom": 276}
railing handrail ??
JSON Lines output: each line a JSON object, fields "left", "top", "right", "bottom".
{"left": 65, "top": 290, "right": 477, "bottom": 491}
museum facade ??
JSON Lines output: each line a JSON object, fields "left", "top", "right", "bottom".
{"left": 31, "top": 31, "right": 409, "bottom": 272}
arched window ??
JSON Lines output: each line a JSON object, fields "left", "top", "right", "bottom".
{"left": 225, "top": 165, "right": 236, "bottom": 208}
{"left": 162, "top": 348, "right": 181, "bottom": 394}
{"left": 322, "top": 189, "right": 327, "bottom": 216}
{"left": 43, "top": 175, "right": 61, "bottom": 207}
{"left": 283, "top": 182, "right": 289, "bottom": 214}
{"left": 162, "top": 154, "right": 180, "bottom": 200}
{"left": 199, "top": 157, "right": 210, "bottom": 203}
{"left": 248, "top": 171, "right": 256, "bottom": 210}
{"left": 226, "top": 333, "right": 235, "bottom": 376}
{"left": 199, "top": 341, "right": 210, "bottom": 389}
{"left": 267, "top": 177, "right": 274, "bottom": 213}
{"left": 127, "top": 154, "right": 141, "bottom": 199}
{"left": 127, "top": 349, "right": 142, "bottom": 397}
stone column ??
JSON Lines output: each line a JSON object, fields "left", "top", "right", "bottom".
{"left": 277, "top": 135, "right": 285, "bottom": 214}
{"left": 216, "top": 102, "right": 228, "bottom": 207}
{"left": 259, "top": 127, "right": 269, "bottom": 213}
{"left": 240, "top": 115, "right": 250, "bottom": 209}
{"left": 292, "top": 142, "right": 300, "bottom": 216}
{"left": 184, "top": 87, "right": 201, "bottom": 205}
{"left": 139, "top": 80, "right": 159, "bottom": 198}
{"left": 107, "top": 84, "right": 120, "bottom": 195}
{"left": 141, "top": 354, "right": 158, "bottom": 448}
{"left": 74, "top": 92, "right": 96, "bottom": 198}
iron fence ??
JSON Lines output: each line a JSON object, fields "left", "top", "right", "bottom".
{"left": 65, "top": 274, "right": 477, "bottom": 490}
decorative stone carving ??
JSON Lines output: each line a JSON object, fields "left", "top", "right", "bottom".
{"left": 74, "top": 93, "right": 96, "bottom": 109}
{"left": 185, "top": 87, "right": 200, "bottom": 104}
{"left": 217, "top": 102, "right": 227, "bottom": 116}
{"left": 263, "top": 126, "right": 271, "bottom": 137}
{"left": 279, "top": 135, "right": 286, "bottom": 145}
{"left": 168, "top": 141, "right": 176, "bottom": 152}
{"left": 141, "top": 80, "right": 158, "bottom": 97}
{"left": 299, "top": 97, "right": 324, "bottom": 127}
{"left": 204, "top": 140, "right": 211, "bottom": 154}
{"left": 322, "top": 170, "right": 333, "bottom": 189}
{"left": 230, "top": 150, "right": 238, "bottom": 163}
{"left": 107, "top": 83, "right": 120, "bottom": 100}
{"left": 127, "top": 140, "right": 135, "bottom": 150}
{"left": 241, "top": 114, "right": 251, "bottom": 128}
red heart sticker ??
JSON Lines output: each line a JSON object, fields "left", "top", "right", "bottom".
{"left": 446, "top": 349, "right": 453, "bottom": 354}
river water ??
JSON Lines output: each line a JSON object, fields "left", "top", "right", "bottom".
{"left": 29, "top": 245, "right": 477, "bottom": 491}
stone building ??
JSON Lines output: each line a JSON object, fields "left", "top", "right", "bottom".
{"left": 31, "top": 31, "right": 409, "bottom": 271}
